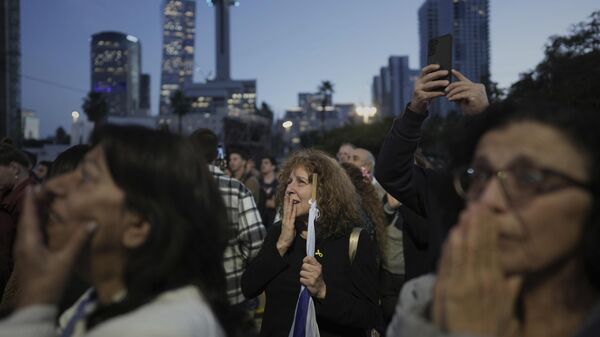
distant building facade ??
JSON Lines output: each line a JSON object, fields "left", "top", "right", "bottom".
{"left": 277, "top": 91, "right": 355, "bottom": 151}
{"left": 372, "top": 56, "right": 419, "bottom": 118}
{"left": 1, "top": 0, "right": 22, "bottom": 141}
{"left": 139, "top": 73, "right": 151, "bottom": 114}
{"left": 159, "top": 0, "right": 196, "bottom": 115}
{"left": 21, "top": 109, "right": 39, "bottom": 140}
{"left": 418, "top": 0, "right": 490, "bottom": 116}
{"left": 90, "top": 31, "right": 141, "bottom": 116}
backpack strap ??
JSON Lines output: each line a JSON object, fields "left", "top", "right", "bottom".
{"left": 349, "top": 227, "right": 363, "bottom": 264}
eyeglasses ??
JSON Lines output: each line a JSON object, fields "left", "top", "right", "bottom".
{"left": 453, "top": 159, "right": 593, "bottom": 205}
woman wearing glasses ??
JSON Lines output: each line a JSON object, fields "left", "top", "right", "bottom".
{"left": 387, "top": 100, "right": 600, "bottom": 337}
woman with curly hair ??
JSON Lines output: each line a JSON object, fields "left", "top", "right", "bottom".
{"left": 242, "top": 149, "right": 381, "bottom": 337}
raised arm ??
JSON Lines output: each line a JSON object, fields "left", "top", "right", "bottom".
{"left": 375, "top": 66, "right": 489, "bottom": 216}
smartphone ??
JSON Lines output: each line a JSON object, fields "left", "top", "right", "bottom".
{"left": 216, "top": 144, "right": 227, "bottom": 171}
{"left": 427, "top": 34, "right": 453, "bottom": 90}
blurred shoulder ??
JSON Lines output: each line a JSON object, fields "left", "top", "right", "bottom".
{"left": 88, "top": 286, "right": 224, "bottom": 337}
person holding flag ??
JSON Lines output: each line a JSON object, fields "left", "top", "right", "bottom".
{"left": 242, "top": 149, "right": 381, "bottom": 337}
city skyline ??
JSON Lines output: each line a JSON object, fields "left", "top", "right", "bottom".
{"left": 21, "top": 0, "right": 599, "bottom": 137}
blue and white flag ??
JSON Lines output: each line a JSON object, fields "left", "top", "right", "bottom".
{"left": 288, "top": 198, "right": 320, "bottom": 337}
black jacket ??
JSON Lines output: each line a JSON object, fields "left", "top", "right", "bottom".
{"left": 375, "top": 107, "right": 462, "bottom": 277}
{"left": 241, "top": 223, "right": 381, "bottom": 337}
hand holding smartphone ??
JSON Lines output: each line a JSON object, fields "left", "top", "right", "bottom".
{"left": 427, "top": 34, "right": 453, "bottom": 91}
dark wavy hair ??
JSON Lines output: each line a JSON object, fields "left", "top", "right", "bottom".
{"left": 450, "top": 99, "right": 600, "bottom": 289}
{"left": 0, "top": 144, "right": 30, "bottom": 168}
{"left": 86, "top": 125, "right": 248, "bottom": 336}
{"left": 275, "top": 149, "right": 361, "bottom": 240}
{"left": 47, "top": 145, "right": 90, "bottom": 179}
{"left": 341, "top": 162, "right": 387, "bottom": 257}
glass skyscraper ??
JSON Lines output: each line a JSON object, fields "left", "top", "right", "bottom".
{"left": 419, "top": 0, "right": 490, "bottom": 116}
{"left": 0, "top": 0, "right": 21, "bottom": 141}
{"left": 91, "top": 31, "right": 141, "bottom": 117}
{"left": 159, "top": 0, "right": 196, "bottom": 115}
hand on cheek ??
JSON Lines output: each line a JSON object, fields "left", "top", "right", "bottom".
{"left": 16, "top": 188, "right": 97, "bottom": 308}
{"left": 433, "top": 205, "right": 522, "bottom": 337}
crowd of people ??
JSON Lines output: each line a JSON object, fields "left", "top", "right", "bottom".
{"left": 0, "top": 63, "right": 597, "bottom": 337}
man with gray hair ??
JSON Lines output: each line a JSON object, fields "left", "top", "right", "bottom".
{"left": 350, "top": 147, "right": 385, "bottom": 199}
{"left": 336, "top": 143, "right": 355, "bottom": 163}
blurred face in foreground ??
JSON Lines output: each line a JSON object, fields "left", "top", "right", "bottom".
{"left": 45, "top": 146, "right": 149, "bottom": 264}
{"left": 463, "top": 120, "right": 592, "bottom": 275}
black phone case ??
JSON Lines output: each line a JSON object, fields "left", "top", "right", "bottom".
{"left": 427, "top": 34, "right": 453, "bottom": 89}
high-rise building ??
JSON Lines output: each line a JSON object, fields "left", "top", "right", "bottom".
{"left": 371, "top": 75, "right": 382, "bottom": 111}
{"left": 418, "top": 0, "right": 489, "bottom": 116}
{"left": 379, "top": 66, "right": 391, "bottom": 117}
{"left": 21, "top": 109, "right": 39, "bottom": 140}
{"left": 91, "top": 31, "right": 141, "bottom": 116}
{"left": 372, "top": 57, "right": 418, "bottom": 118}
{"left": 140, "top": 73, "right": 151, "bottom": 113}
{"left": 389, "top": 56, "right": 412, "bottom": 117}
{"left": 159, "top": 0, "right": 196, "bottom": 115}
{"left": 0, "top": 0, "right": 21, "bottom": 141}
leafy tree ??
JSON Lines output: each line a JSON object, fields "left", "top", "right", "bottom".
{"left": 82, "top": 91, "right": 108, "bottom": 125}
{"left": 480, "top": 73, "right": 505, "bottom": 104}
{"left": 258, "top": 102, "right": 274, "bottom": 121}
{"left": 317, "top": 81, "right": 334, "bottom": 135}
{"left": 170, "top": 90, "right": 191, "bottom": 134}
{"left": 507, "top": 10, "right": 600, "bottom": 110}
{"left": 55, "top": 126, "right": 70, "bottom": 144}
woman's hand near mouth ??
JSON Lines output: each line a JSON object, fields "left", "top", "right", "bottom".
{"left": 277, "top": 193, "right": 297, "bottom": 256}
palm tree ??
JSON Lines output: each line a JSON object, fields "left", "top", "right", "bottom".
{"left": 170, "top": 90, "right": 191, "bottom": 134}
{"left": 258, "top": 102, "right": 274, "bottom": 121}
{"left": 82, "top": 91, "right": 109, "bottom": 126}
{"left": 317, "top": 81, "right": 334, "bottom": 135}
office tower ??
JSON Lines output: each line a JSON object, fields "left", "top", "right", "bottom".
{"left": 91, "top": 31, "right": 141, "bottom": 116}
{"left": 0, "top": 0, "right": 21, "bottom": 141}
{"left": 21, "top": 109, "right": 39, "bottom": 140}
{"left": 389, "top": 56, "right": 413, "bottom": 117}
{"left": 419, "top": 0, "right": 489, "bottom": 116}
{"left": 372, "top": 74, "right": 381, "bottom": 111}
{"left": 372, "top": 58, "right": 418, "bottom": 118}
{"left": 140, "top": 73, "right": 151, "bottom": 113}
{"left": 159, "top": 0, "right": 196, "bottom": 115}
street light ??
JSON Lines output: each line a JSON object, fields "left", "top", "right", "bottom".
{"left": 355, "top": 106, "right": 377, "bottom": 124}
{"left": 282, "top": 120, "right": 293, "bottom": 154}
{"left": 71, "top": 111, "right": 80, "bottom": 123}
{"left": 282, "top": 120, "right": 293, "bottom": 129}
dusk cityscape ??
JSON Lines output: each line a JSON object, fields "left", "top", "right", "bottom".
{"left": 0, "top": 1, "right": 600, "bottom": 336}
{"left": 4, "top": 1, "right": 596, "bottom": 142}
